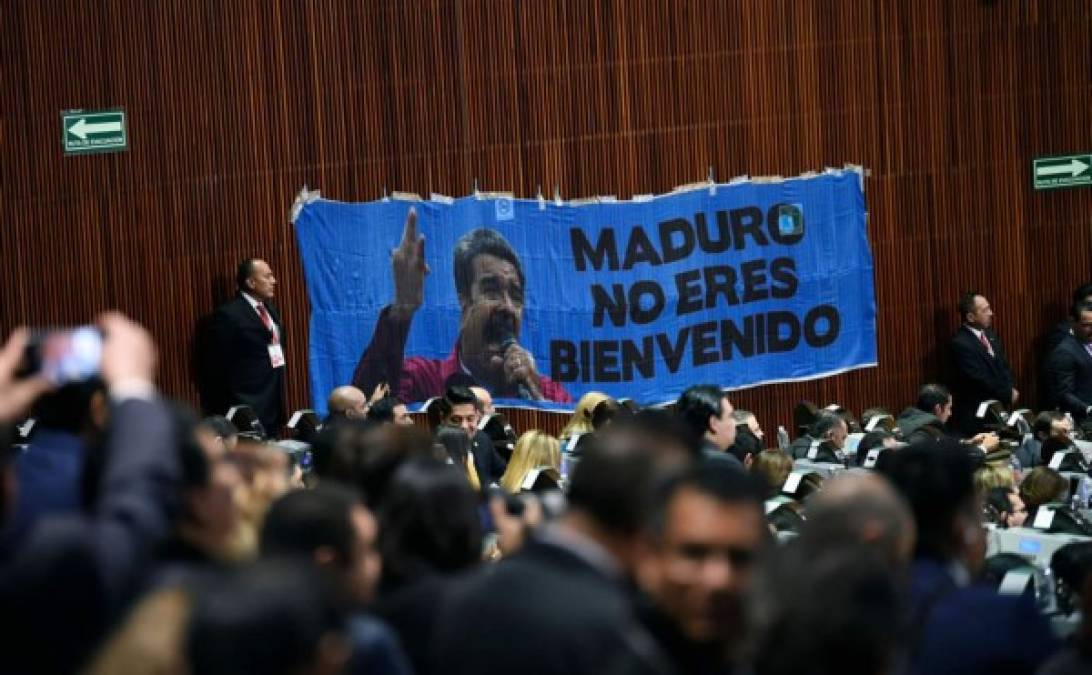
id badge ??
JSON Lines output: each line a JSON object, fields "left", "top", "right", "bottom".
{"left": 268, "top": 344, "right": 286, "bottom": 368}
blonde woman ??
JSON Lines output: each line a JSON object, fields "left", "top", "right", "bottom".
{"left": 500, "top": 430, "right": 561, "bottom": 494}
{"left": 558, "top": 392, "right": 610, "bottom": 443}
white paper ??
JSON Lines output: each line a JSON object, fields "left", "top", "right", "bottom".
{"left": 521, "top": 467, "right": 543, "bottom": 490}
{"left": 566, "top": 433, "right": 584, "bottom": 453}
{"left": 1032, "top": 507, "right": 1056, "bottom": 530}
{"left": 1049, "top": 451, "right": 1068, "bottom": 470}
{"left": 807, "top": 440, "right": 821, "bottom": 460}
{"left": 975, "top": 401, "right": 993, "bottom": 419}
{"left": 782, "top": 471, "right": 805, "bottom": 494}
{"left": 287, "top": 410, "right": 305, "bottom": 428}
{"left": 864, "top": 449, "right": 882, "bottom": 469}
{"left": 997, "top": 569, "right": 1034, "bottom": 596}
{"left": 865, "top": 416, "right": 889, "bottom": 432}
{"left": 844, "top": 433, "right": 864, "bottom": 456}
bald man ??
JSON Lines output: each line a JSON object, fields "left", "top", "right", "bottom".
{"left": 470, "top": 386, "right": 495, "bottom": 418}
{"left": 326, "top": 386, "right": 369, "bottom": 426}
{"left": 797, "top": 472, "right": 916, "bottom": 569}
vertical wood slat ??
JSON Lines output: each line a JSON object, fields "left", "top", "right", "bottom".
{"left": 1, "top": 1, "right": 1090, "bottom": 438}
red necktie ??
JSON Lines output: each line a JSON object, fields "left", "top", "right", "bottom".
{"left": 256, "top": 303, "right": 279, "bottom": 344}
{"left": 978, "top": 331, "right": 993, "bottom": 357}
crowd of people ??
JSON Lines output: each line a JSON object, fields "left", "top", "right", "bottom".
{"left": 1, "top": 277, "right": 1091, "bottom": 675}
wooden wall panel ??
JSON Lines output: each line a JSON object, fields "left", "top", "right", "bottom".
{"left": 2, "top": 0, "right": 1090, "bottom": 438}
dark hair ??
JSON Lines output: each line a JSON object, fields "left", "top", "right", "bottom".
{"left": 444, "top": 385, "right": 478, "bottom": 410}
{"left": 879, "top": 441, "right": 976, "bottom": 560}
{"left": 675, "top": 384, "right": 726, "bottom": 441}
{"left": 985, "top": 486, "right": 1016, "bottom": 525}
{"left": 434, "top": 425, "right": 472, "bottom": 466}
{"left": 452, "top": 229, "right": 525, "bottom": 300}
{"left": 607, "top": 408, "right": 701, "bottom": 461}
{"left": 1051, "top": 541, "right": 1092, "bottom": 613}
{"left": 378, "top": 458, "right": 482, "bottom": 588}
{"left": 1020, "top": 466, "right": 1069, "bottom": 513}
{"left": 958, "top": 291, "right": 981, "bottom": 321}
{"left": 915, "top": 383, "right": 951, "bottom": 414}
{"left": 566, "top": 433, "right": 668, "bottom": 537}
{"left": 1071, "top": 282, "right": 1092, "bottom": 311}
{"left": 651, "top": 460, "right": 764, "bottom": 537}
{"left": 236, "top": 258, "right": 260, "bottom": 291}
{"left": 187, "top": 560, "right": 346, "bottom": 675}
{"left": 1073, "top": 299, "right": 1092, "bottom": 321}
{"left": 198, "top": 415, "right": 238, "bottom": 441}
{"left": 32, "top": 378, "right": 105, "bottom": 434}
{"left": 855, "top": 431, "right": 894, "bottom": 466}
{"left": 1032, "top": 411, "right": 1065, "bottom": 438}
{"left": 367, "top": 395, "right": 403, "bottom": 424}
{"left": 590, "top": 398, "right": 624, "bottom": 430}
{"left": 750, "top": 543, "right": 900, "bottom": 675}
{"left": 808, "top": 410, "right": 845, "bottom": 439}
{"left": 260, "top": 484, "right": 361, "bottom": 567}
{"left": 729, "top": 425, "right": 763, "bottom": 464}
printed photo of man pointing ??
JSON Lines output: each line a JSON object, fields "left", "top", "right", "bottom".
{"left": 352, "top": 207, "right": 572, "bottom": 404}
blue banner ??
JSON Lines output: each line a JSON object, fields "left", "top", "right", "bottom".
{"left": 294, "top": 170, "right": 876, "bottom": 414}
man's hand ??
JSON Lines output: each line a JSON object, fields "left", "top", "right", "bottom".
{"left": 369, "top": 381, "right": 390, "bottom": 404}
{"left": 391, "top": 207, "right": 429, "bottom": 320}
{"left": 503, "top": 344, "right": 543, "bottom": 400}
{"left": 0, "top": 328, "right": 52, "bottom": 423}
{"left": 968, "top": 432, "right": 1000, "bottom": 452}
{"left": 98, "top": 312, "right": 157, "bottom": 389}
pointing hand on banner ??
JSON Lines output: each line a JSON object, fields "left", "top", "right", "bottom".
{"left": 391, "top": 207, "right": 429, "bottom": 320}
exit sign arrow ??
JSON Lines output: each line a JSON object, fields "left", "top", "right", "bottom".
{"left": 1036, "top": 158, "right": 1089, "bottom": 178}
{"left": 67, "top": 117, "right": 123, "bottom": 140}
{"left": 1033, "top": 153, "right": 1092, "bottom": 191}
{"left": 61, "top": 109, "right": 128, "bottom": 155}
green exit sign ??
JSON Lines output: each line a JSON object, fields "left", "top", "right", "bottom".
{"left": 1033, "top": 153, "right": 1091, "bottom": 191}
{"left": 61, "top": 109, "right": 127, "bottom": 155}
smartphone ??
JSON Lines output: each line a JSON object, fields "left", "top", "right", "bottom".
{"left": 25, "top": 326, "right": 103, "bottom": 385}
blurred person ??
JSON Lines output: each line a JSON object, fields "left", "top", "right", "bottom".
{"left": 732, "top": 409, "right": 764, "bottom": 441}
{"left": 788, "top": 410, "right": 848, "bottom": 462}
{"left": 983, "top": 486, "right": 1027, "bottom": 529}
{"left": 6, "top": 377, "right": 107, "bottom": 543}
{"left": 590, "top": 397, "right": 627, "bottom": 431}
{"left": 727, "top": 425, "right": 762, "bottom": 467}
{"left": 949, "top": 291, "right": 1017, "bottom": 436}
{"left": 186, "top": 559, "right": 350, "bottom": 675}
{"left": 1042, "top": 282, "right": 1092, "bottom": 361}
{"left": 367, "top": 394, "right": 413, "bottom": 426}
{"left": 1020, "top": 466, "right": 1070, "bottom": 521}
{"left": 260, "top": 485, "right": 412, "bottom": 675}
{"left": 1045, "top": 301, "right": 1092, "bottom": 421}
{"left": 1015, "top": 411, "right": 1071, "bottom": 470}
{"left": 375, "top": 458, "right": 483, "bottom": 674}
{"left": 1041, "top": 566, "right": 1092, "bottom": 675}
{"left": 797, "top": 472, "right": 916, "bottom": 569}
{"left": 750, "top": 449, "right": 793, "bottom": 499}
{"left": 631, "top": 461, "right": 768, "bottom": 672}
{"left": 194, "top": 415, "right": 238, "bottom": 459}
{"left": 897, "top": 383, "right": 998, "bottom": 454}
{"left": 855, "top": 429, "right": 902, "bottom": 467}
{"left": 320, "top": 420, "right": 435, "bottom": 510}
{"left": 352, "top": 210, "right": 571, "bottom": 402}
{"left": 676, "top": 384, "right": 742, "bottom": 469}
{"left": 499, "top": 430, "right": 561, "bottom": 494}
{"left": 558, "top": 391, "right": 610, "bottom": 442}
{"left": 879, "top": 441, "right": 1056, "bottom": 674}
{"left": 208, "top": 258, "right": 286, "bottom": 436}
{"left": 748, "top": 542, "right": 901, "bottom": 675}
{"left": 1, "top": 314, "right": 183, "bottom": 674}
{"left": 85, "top": 587, "right": 191, "bottom": 675}
{"left": 444, "top": 385, "right": 506, "bottom": 485}
{"left": 487, "top": 489, "right": 546, "bottom": 558}
{"left": 973, "top": 464, "right": 1016, "bottom": 494}
{"left": 433, "top": 429, "right": 686, "bottom": 675}
{"left": 433, "top": 425, "right": 483, "bottom": 492}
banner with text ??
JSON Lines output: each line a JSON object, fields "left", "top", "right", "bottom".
{"left": 294, "top": 169, "right": 876, "bottom": 414}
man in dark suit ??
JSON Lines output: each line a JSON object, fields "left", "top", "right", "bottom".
{"left": 210, "top": 258, "right": 286, "bottom": 436}
{"left": 675, "top": 384, "right": 744, "bottom": 470}
{"left": 1046, "top": 301, "right": 1092, "bottom": 422}
{"left": 432, "top": 429, "right": 684, "bottom": 675}
{"left": 949, "top": 292, "right": 1017, "bottom": 436}
{"left": 443, "top": 385, "right": 506, "bottom": 486}
{"left": 879, "top": 441, "right": 1057, "bottom": 674}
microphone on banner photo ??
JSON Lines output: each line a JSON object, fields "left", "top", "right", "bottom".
{"left": 498, "top": 329, "right": 542, "bottom": 400}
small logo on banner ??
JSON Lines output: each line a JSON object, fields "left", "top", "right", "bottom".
{"left": 778, "top": 204, "right": 804, "bottom": 236}
{"left": 495, "top": 198, "right": 514, "bottom": 222}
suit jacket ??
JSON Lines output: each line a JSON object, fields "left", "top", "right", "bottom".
{"left": 907, "top": 558, "right": 1056, "bottom": 675}
{"left": 209, "top": 294, "right": 286, "bottom": 434}
{"left": 950, "top": 326, "right": 1015, "bottom": 436}
{"left": 432, "top": 534, "right": 657, "bottom": 675}
{"left": 0, "top": 398, "right": 179, "bottom": 674}
{"left": 1045, "top": 333, "right": 1092, "bottom": 420}
{"left": 471, "top": 429, "right": 508, "bottom": 486}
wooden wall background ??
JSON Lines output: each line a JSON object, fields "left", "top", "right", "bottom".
{"left": 3, "top": 0, "right": 1090, "bottom": 438}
